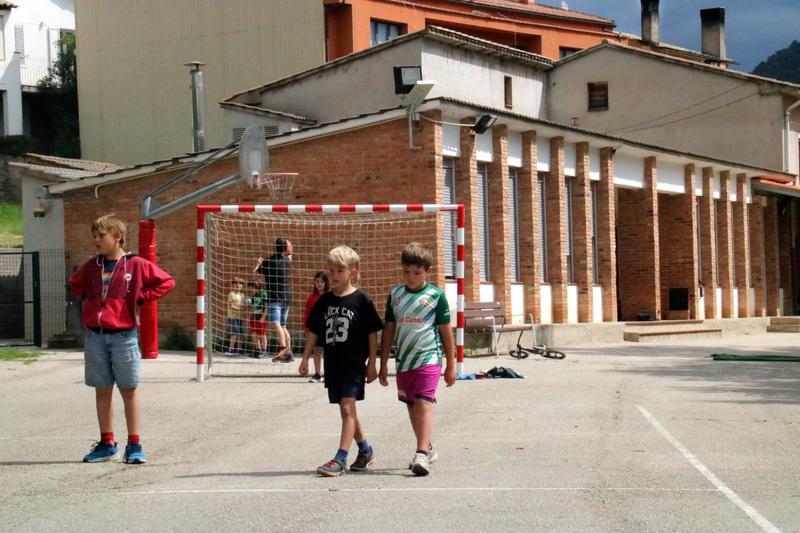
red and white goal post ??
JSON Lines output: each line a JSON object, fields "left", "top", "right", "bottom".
{"left": 196, "top": 204, "right": 465, "bottom": 382}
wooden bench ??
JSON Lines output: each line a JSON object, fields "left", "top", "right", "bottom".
{"left": 463, "top": 301, "right": 532, "bottom": 357}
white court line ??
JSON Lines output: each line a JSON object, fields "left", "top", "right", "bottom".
{"left": 636, "top": 405, "right": 783, "bottom": 533}
{"left": 119, "top": 487, "right": 719, "bottom": 496}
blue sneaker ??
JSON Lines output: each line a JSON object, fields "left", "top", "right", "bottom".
{"left": 83, "top": 441, "right": 119, "bottom": 463}
{"left": 124, "top": 442, "right": 147, "bottom": 464}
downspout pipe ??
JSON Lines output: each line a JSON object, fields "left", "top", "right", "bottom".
{"left": 785, "top": 98, "right": 800, "bottom": 176}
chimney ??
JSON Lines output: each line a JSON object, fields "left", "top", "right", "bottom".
{"left": 700, "top": 8, "right": 726, "bottom": 59}
{"left": 641, "top": 0, "right": 660, "bottom": 45}
{"left": 185, "top": 61, "right": 206, "bottom": 153}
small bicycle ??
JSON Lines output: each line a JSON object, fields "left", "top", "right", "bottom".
{"left": 508, "top": 314, "right": 566, "bottom": 360}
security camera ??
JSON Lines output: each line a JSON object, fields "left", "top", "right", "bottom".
{"left": 33, "top": 207, "right": 46, "bottom": 218}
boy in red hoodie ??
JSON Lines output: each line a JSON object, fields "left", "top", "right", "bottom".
{"left": 69, "top": 214, "right": 174, "bottom": 464}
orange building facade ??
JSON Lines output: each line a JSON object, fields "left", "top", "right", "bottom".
{"left": 324, "top": 0, "right": 627, "bottom": 61}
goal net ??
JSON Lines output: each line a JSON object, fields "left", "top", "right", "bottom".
{"left": 196, "top": 204, "right": 464, "bottom": 381}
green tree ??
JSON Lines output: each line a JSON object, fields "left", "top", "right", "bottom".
{"left": 36, "top": 33, "right": 80, "bottom": 158}
{"left": 752, "top": 40, "right": 800, "bottom": 84}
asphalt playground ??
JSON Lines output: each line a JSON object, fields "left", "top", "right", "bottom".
{"left": 1, "top": 333, "right": 799, "bottom": 532}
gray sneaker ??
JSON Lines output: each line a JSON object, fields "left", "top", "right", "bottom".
{"left": 411, "top": 452, "right": 430, "bottom": 476}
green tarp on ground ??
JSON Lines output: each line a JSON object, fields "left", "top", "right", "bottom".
{"left": 710, "top": 354, "right": 800, "bottom": 362}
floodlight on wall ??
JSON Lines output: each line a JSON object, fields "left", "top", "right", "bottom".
{"left": 472, "top": 114, "right": 497, "bottom": 135}
{"left": 394, "top": 65, "right": 423, "bottom": 95}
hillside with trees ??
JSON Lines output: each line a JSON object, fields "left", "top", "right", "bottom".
{"left": 752, "top": 40, "right": 800, "bottom": 84}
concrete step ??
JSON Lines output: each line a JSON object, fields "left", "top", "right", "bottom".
{"left": 769, "top": 317, "right": 800, "bottom": 326}
{"left": 766, "top": 325, "right": 800, "bottom": 333}
{"left": 623, "top": 328, "right": 722, "bottom": 343}
{"left": 622, "top": 320, "right": 705, "bottom": 333}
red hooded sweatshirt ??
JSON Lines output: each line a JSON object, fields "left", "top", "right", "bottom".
{"left": 69, "top": 253, "right": 175, "bottom": 330}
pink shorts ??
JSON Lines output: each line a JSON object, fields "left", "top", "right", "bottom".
{"left": 396, "top": 364, "right": 442, "bottom": 404}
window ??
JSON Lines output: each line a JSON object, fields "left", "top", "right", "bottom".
{"left": 477, "top": 163, "right": 490, "bottom": 281}
{"left": 588, "top": 82, "right": 608, "bottom": 111}
{"left": 443, "top": 158, "right": 456, "bottom": 278}
{"left": 504, "top": 76, "right": 513, "bottom": 109}
{"left": 591, "top": 182, "right": 599, "bottom": 284}
{"left": 508, "top": 168, "right": 520, "bottom": 281}
{"left": 14, "top": 24, "right": 23, "bottom": 65}
{"left": 370, "top": 19, "right": 403, "bottom": 46}
{"left": 559, "top": 47, "right": 580, "bottom": 59}
{"left": 565, "top": 178, "right": 575, "bottom": 283}
{"left": 538, "top": 172, "right": 549, "bottom": 282}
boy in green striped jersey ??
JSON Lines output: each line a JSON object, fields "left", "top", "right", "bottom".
{"left": 379, "top": 242, "right": 455, "bottom": 476}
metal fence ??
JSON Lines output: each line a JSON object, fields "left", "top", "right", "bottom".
{"left": 0, "top": 249, "right": 80, "bottom": 347}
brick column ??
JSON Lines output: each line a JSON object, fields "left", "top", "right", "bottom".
{"left": 456, "top": 118, "right": 481, "bottom": 302}
{"left": 518, "top": 131, "right": 542, "bottom": 323}
{"left": 488, "top": 125, "right": 512, "bottom": 319}
{"left": 573, "top": 142, "right": 594, "bottom": 322}
{"left": 699, "top": 168, "right": 718, "bottom": 319}
{"left": 658, "top": 165, "right": 699, "bottom": 319}
{"left": 764, "top": 196, "right": 782, "bottom": 316}
{"left": 749, "top": 198, "right": 767, "bottom": 317}
{"left": 427, "top": 110, "right": 447, "bottom": 289}
{"left": 778, "top": 199, "right": 795, "bottom": 314}
{"left": 733, "top": 174, "right": 752, "bottom": 317}
{"left": 717, "top": 171, "right": 735, "bottom": 317}
{"left": 546, "top": 137, "right": 568, "bottom": 323}
{"left": 617, "top": 156, "right": 660, "bottom": 321}
{"left": 597, "top": 148, "right": 617, "bottom": 322}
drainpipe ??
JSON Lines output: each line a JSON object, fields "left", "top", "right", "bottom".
{"left": 185, "top": 61, "right": 206, "bottom": 153}
{"left": 784, "top": 98, "right": 800, "bottom": 174}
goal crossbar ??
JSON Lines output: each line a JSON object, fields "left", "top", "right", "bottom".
{"left": 196, "top": 203, "right": 466, "bottom": 382}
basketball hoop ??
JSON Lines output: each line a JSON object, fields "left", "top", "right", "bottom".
{"left": 252, "top": 172, "right": 297, "bottom": 201}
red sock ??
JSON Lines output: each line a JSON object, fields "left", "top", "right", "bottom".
{"left": 127, "top": 434, "right": 140, "bottom": 445}
{"left": 101, "top": 432, "right": 114, "bottom": 445}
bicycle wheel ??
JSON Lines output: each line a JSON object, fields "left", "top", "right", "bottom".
{"left": 509, "top": 349, "right": 529, "bottom": 359}
{"left": 541, "top": 349, "right": 566, "bottom": 360}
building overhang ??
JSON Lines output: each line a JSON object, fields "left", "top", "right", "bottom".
{"left": 752, "top": 178, "right": 800, "bottom": 199}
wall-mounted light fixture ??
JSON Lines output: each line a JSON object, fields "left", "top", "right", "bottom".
{"left": 472, "top": 114, "right": 497, "bottom": 135}
{"left": 393, "top": 65, "right": 423, "bottom": 95}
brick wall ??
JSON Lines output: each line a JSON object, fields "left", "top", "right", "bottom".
{"left": 658, "top": 164, "right": 698, "bottom": 319}
{"left": 616, "top": 157, "right": 660, "bottom": 321}
{"left": 63, "top": 115, "right": 442, "bottom": 335}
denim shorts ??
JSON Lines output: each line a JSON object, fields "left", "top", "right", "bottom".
{"left": 84, "top": 329, "right": 141, "bottom": 389}
{"left": 227, "top": 318, "right": 245, "bottom": 335}
{"left": 267, "top": 303, "right": 289, "bottom": 326}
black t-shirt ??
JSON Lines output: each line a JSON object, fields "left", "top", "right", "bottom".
{"left": 305, "top": 289, "right": 383, "bottom": 384}
{"left": 257, "top": 253, "right": 291, "bottom": 305}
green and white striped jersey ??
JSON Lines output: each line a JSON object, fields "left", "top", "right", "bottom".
{"left": 385, "top": 283, "right": 451, "bottom": 372}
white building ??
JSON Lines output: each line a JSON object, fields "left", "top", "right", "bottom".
{"left": 0, "top": 0, "right": 74, "bottom": 137}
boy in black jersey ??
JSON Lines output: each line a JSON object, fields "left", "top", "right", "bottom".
{"left": 300, "top": 245, "right": 383, "bottom": 477}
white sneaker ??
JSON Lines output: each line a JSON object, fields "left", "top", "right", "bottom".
{"left": 411, "top": 452, "right": 430, "bottom": 476}
{"left": 408, "top": 447, "right": 438, "bottom": 469}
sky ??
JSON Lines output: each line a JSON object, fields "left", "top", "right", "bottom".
{"left": 562, "top": 0, "right": 799, "bottom": 72}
